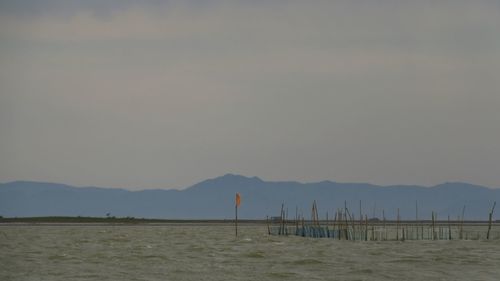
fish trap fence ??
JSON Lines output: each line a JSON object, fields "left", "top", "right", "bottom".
{"left": 269, "top": 222, "right": 500, "bottom": 241}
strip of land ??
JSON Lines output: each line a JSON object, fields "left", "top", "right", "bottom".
{"left": 0, "top": 216, "right": 498, "bottom": 225}
{"left": 0, "top": 216, "right": 266, "bottom": 224}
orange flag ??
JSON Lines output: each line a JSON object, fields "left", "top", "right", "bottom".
{"left": 235, "top": 193, "right": 241, "bottom": 207}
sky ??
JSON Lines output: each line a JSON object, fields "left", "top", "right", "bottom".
{"left": 1, "top": 0, "right": 499, "bottom": 190}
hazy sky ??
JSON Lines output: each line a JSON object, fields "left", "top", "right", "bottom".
{"left": 1, "top": 0, "right": 499, "bottom": 190}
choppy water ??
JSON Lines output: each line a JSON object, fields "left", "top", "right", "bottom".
{"left": 1, "top": 224, "right": 500, "bottom": 281}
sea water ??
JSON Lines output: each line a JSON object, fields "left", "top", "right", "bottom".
{"left": 1, "top": 224, "right": 500, "bottom": 281}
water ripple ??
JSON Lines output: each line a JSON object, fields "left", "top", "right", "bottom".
{"left": 1, "top": 224, "right": 500, "bottom": 281}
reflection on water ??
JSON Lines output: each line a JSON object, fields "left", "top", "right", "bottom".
{"left": 1, "top": 224, "right": 499, "bottom": 281}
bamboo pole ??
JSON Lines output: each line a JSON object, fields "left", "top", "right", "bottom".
{"left": 396, "top": 208, "right": 400, "bottom": 241}
{"left": 312, "top": 200, "right": 320, "bottom": 227}
{"left": 285, "top": 207, "right": 289, "bottom": 235}
{"left": 345, "top": 206, "right": 354, "bottom": 240}
{"left": 351, "top": 212, "right": 356, "bottom": 240}
{"left": 372, "top": 202, "right": 376, "bottom": 221}
{"left": 415, "top": 200, "right": 418, "bottom": 221}
{"left": 371, "top": 224, "right": 375, "bottom": 241}
{"left": 339, "top": 209, "right": 344, "bottom": 240}
{"left": 326, "top": 211, "right": 331, "bottom": 238}
{"left": 459, "top": 205, "right": 465, "bottom": 239}
{"left": 415, "top": 201, "right": 418, "bottom": 240}
{"left": 337, "top": 210, "right": 341, "bottom": 240}
{"left": 280, "top": 203, "right": 284, "bottom": 235}
{"left": 359, "top": 200, "right": 363, "bottom": 240}
{"left": 382, "top": 209, "right": 387, "bottom": 241}
{"left": 364, "top": 215, "right": 368, "bottom": 241}
{"left": 448, "top": 215, "right": 451, "bottom": 240}
{"left": 295, "top": 207, "right": 299, "bottom": 234}
{"left": 315, "top": 202, "right": 320, "bottom": 227}
{"left": 332, "top": 211, "right": 338, "bottom": 238}
{"left": 302, "top": 216, "right": 306, "bottom": 236}
{"left": 267, "top": 215, "right": 271, "bottom": 235}
{"left": 487, "top": 201, "right": 496, "bottom": 240}
{"left": 346, "top": 213, "right": 350, "bottom": 240}
{"left": 431, "top": 211, "right": 436, "bottom": 240}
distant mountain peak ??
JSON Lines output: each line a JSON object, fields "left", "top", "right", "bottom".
{"left": 208, "top": 173, "right": 264, "bottom": 185}
{"left": 184, "top": 173, "right": 264, "bottom": 191}
{"left": 220, "top": 173, "right": 263, "bottom": 182}
{"left": 432, "top": 182, "right": 490, "bottom": 191}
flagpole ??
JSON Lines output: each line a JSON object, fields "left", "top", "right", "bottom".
{"left": 235, "top": 193, "right": 241, "bottom": 237}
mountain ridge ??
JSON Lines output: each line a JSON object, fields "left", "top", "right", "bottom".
{"left": 4, "top": 175, "right": 495, "bottom": 192}
{"left": 1, "top": 175, "right": 499, "bottom": 220}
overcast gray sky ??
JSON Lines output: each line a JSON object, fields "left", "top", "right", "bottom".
{"left": 1, "top": 0, "right": 499, "bottom": 190}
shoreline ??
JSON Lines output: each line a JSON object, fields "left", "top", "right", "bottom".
{"left": 1, "top": 216, "right": 498, "bottom": 225}
{"left": 0, "top": 217, "right": 265, "bottom": 225}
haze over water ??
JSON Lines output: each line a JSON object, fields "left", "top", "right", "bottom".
{"left": 2, "top": 224, "right": 500, "bottom": 281}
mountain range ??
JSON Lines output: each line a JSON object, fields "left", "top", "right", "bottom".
{"left": 1, "top": 174, "right": 499, "bottom": 220}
